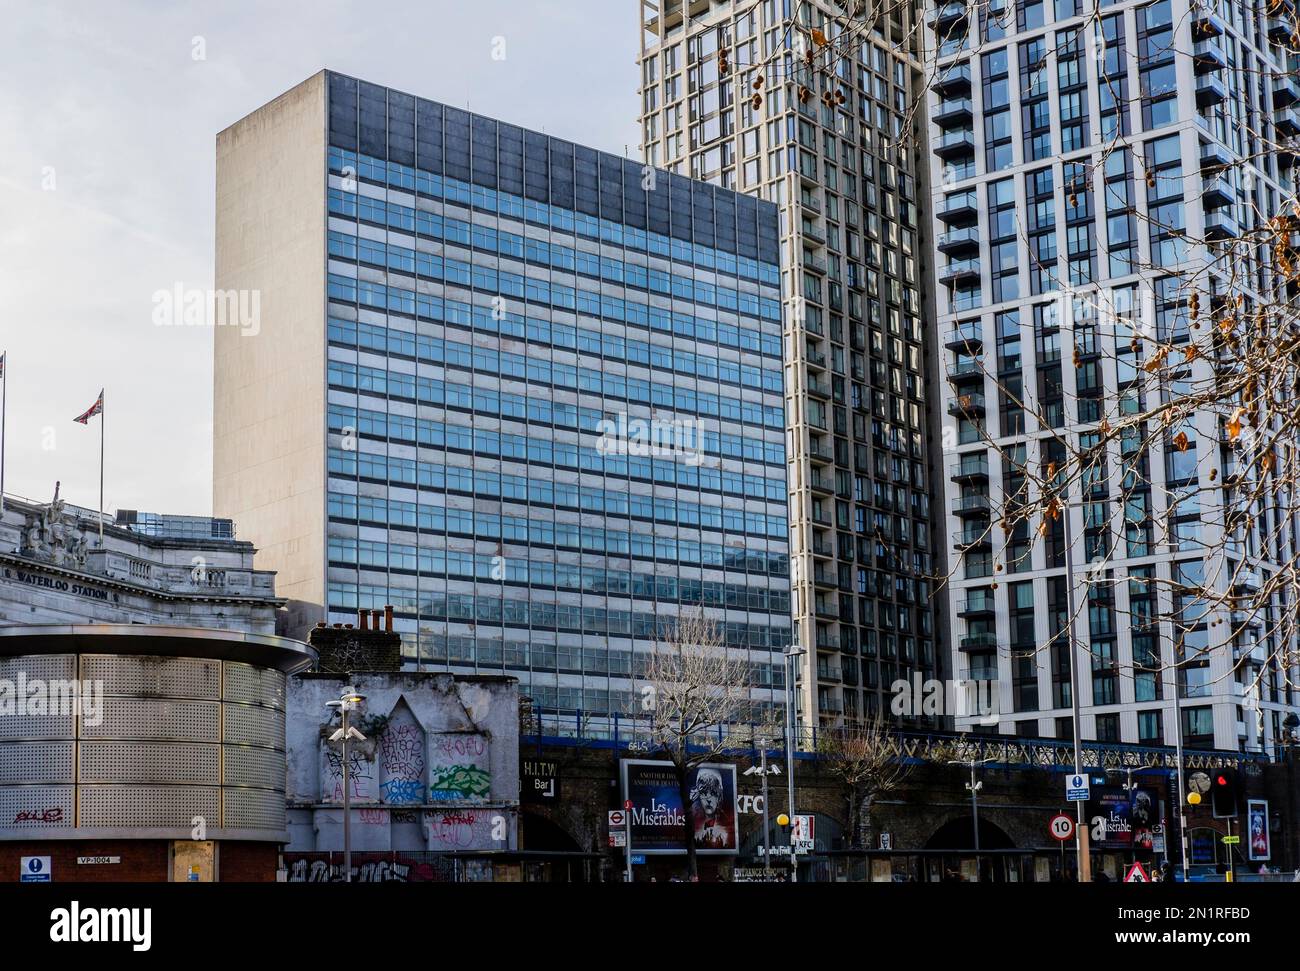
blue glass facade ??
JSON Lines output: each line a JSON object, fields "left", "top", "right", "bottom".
{"left": 321, "top": 73, "right": 790, "bottom": 726}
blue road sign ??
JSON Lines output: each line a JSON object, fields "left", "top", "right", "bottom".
{"left": 1065, "top": 773, "right": 1091, "bottom": 801}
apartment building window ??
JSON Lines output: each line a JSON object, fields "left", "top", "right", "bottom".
{"left": 1048, "top": 576, "right": 1071, "bottom": 708}
{"left": 1182, "top": 706, "right": 1214, "bottom": 748}
{"left": 1019, "top": 36, "right": 1052, "bottom": 161}
{"left": 988, "top": 178, "right": 1020, "bottom": 302}
{"left": 1123, "top": 478, "right": 1153, "bottom": 557}
{"left": 1042, "top": 438, "right": 1067, "bottom": 566}
{"left": 1025, "top": 168, "right": 1057, "bottom": 293}
{"left": 1138, "top": 710, "right": 1163, "bottom": 744}
{"left": 1034, "top": 302, "right": 1064, "bottom": 427}
{"left": 1096, "top": 14, "right": 1130, "bottom": 140}
{"left": 1055, "top": 27, "right": 1090, "bottom": 154}
{"left": 996, "top": 312, "right": 1025, "bottom": 436}
{"left": 1137, "top": 0, "right": 1178, "bottom": 129}
{"left": 999, "top": 446, "right": 1029, "bottom": 572}
{"left": 1063, "top": 160, "right": 1095, "bottom": 286}
{"left": 1089, "top": 580, "right": 1118, "bottom": 705}
{"left": 1017, "top": 0, "right": 1046, "bottom": 32}
{"left": 1103, "top": 148, "right": 1136, "bottom": 276}
{"left": 1095, "top": 713, "right": 1120, "bottom": 742}
{"left": 983, "top": 0, "right": 1013, "bottom": 42}
{"left": 983, "top": 48, "right": 1014, "bottom": 172}
{"left": 1145, "top": 136, "right": 1186, "bottom": 266}
{"left": 1011, "top": 581, "right": 1039, "bottom": 711}
{"left": 1130, "top": 567, "right": 1161, "bottom": 701}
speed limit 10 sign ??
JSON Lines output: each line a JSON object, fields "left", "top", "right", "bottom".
{"left": 1050, "top": 814, "right": 1075, "bottom": 841}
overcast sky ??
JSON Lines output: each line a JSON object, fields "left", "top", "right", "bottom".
{"left": 0, "top": 0, "right": 641, "bottom": 520}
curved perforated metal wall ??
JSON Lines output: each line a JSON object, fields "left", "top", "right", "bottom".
{"left": 0, "top": 652, "right": 287, "bottom": 839}
{"left": 0, "top": 741, "right": 74, "bottom": 784}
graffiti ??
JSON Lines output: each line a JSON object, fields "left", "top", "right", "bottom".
{"left": 13, "top": 807, "right": 64, "bottom": 824}
{"left": 322, "top": 746, "right": 374, "bottom": 802}
{"left": 391, "top": 810, "right": 419, "bottom": 824}
{"left": 380, "top": 778, "right": 425, "bottom": 804}
{"left": 380, "top": 723, "right": 426, "bottom": 778}
{"left": 358, "top": 808, "right": 387, "bottom": 824}
{"left": 426, "top": 811, "right": 485, "bottom": 848}
{"left": 379, "top": 718, "right": 425, "bottom": 805}
{"left": 287, "top": 858, "right": 413, "bottom": 882}
{"left": 427, "top": 732, "right": 490, "bottom": 803}
{"left": 432, "top": 734, "right": 487, "bottom": 760}
{"left": 428, "top": 765, "right": 491, "bottom": 801}
{"left": 422, "top": 809, "right": 511, "bottom": 851}
{"left": 285, "top": 855, "right": 455, "bottom": 882}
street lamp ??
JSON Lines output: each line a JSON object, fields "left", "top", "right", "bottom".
{"left": 325, "top": 686, "right": 367, "bottom": 883}
{"left": 1058, "top": 502, "right": 1093, "bottom": 882}
{"left": 744, "top": 745, "right": 782, "bottom": 879}
{"left": 784, "top": 646, "right": 806, "bottom": 883}
{"left": 949, "top": 757, "right": 995, "bottom": 880}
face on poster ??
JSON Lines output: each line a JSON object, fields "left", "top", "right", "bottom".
{"left": 1247, "top": 800, "right": 1270, "bottom": 861}
{"left": 1087, "top": 786, "right": 1160, "bottom": 850}
{"left": 620, "top": 759, "right": 739, "bottom": 855}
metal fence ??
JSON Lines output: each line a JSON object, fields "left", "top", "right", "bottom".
{"left": 522, "top": 708, "right": 1257, "bottom": 771}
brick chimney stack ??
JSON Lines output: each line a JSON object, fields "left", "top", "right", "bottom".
{"left": 307, "top": 605, "right": 401, "bottom": 673}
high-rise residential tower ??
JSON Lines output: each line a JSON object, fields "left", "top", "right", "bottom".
{"left": 214, "top": 71, "right": 792, "bottom": 733}
{"left": 927, "top": 0, "right": 1300, "bottom": 752}
{"left": 639, "top": 1, "right": 947, "bottom": 732}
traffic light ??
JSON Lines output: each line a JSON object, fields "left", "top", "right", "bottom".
{"left": 1211, "top": 769, "right": 1238, "bottom": 819}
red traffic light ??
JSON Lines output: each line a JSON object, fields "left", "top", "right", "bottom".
{"left": 1216, "top": 775, "right": 1228, "bottom": 786}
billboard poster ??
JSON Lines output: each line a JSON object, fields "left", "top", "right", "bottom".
{"left": 620, "top": 759, "right": 738, "bottom": 855}
{"left": 1247, "top": 800, "right": 1270, "bottom": 861}
{"left": 1086, "top": 786, "right": 1160, "bottom": 850}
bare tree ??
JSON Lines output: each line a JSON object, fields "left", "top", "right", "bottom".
{"left": 632, "top": 609, "right": 765, "bottom": 879}
{"left": 817, "top": 712, "right": 911, "bottom": 849}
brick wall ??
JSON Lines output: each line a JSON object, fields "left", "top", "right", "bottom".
{"left": 0, "top": 840, "right": 168, "bottom": 882}
{"left": 0, "top": 840, "right": 280, "bottom": 882}
{"left": 218, "top": 841, "right": 279, "bottom": 881}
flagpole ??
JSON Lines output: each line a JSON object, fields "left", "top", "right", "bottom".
{"left": 0, "top": 354, "right": 7, "bottom": 516}
{"left": 98, "top": 389, "right": 104, "bottom": 546}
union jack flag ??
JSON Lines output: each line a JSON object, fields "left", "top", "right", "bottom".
{"left": 74, "top": 390, "right": 103, "bottom": 425}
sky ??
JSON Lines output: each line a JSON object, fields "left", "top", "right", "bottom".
{"left": 0, "top": 0, "right": 642, "bottom": 519}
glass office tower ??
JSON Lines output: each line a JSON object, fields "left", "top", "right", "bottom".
{"left": 927, "top": 0, "right": 1300, "bottom": 751}
{"left": 214, "top": 71, "right": 792, "bottom": 733}
{"left": 638, "top": 1, "right": 946, "bottom": 734}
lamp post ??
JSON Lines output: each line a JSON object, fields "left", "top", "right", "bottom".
{"left": 745, "top": 745, "right": 782, "bottom": 880}
{"left": 1059, "top": 503, "right": 1092, "bottom": 882}
{"left": 1283, "top": 714, "right": 1299, "bottom": 871}
{"left": 784, "top": 646, "right": 806, "bottom": 883}
{"left": 1170, "top": 642, "right": 1191, "bottom": 882}
{"left": 325, "top": 686, "right": 367, "bottom": 883}
{"left": 949, "top": 757, "right": 995, "bottom": 880}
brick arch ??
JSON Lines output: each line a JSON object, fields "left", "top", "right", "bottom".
{"left": 519, "top": 805, "right": 584, "bottom": 852}
{"left": 923, "top": 812, "right": 1016, "bottom": 851}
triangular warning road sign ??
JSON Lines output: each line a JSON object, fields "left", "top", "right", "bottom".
{"left": 1124, "top": 862, "right": 1150, "bottom": 883}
